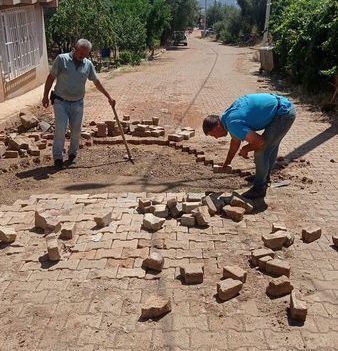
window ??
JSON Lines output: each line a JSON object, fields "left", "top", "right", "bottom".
{"left": 0, "top": 6, "right": 40, "bottom": 81}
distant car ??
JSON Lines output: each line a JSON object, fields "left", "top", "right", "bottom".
{"left": 173, "top": 31, "right": 188, "bottom": 46}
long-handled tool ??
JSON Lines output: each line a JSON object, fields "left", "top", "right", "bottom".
{"left": 112, "top": 106, "right": 134, "bottom": 163}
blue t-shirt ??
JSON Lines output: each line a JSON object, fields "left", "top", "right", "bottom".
{"left": 220, "top": 94, "right": 293, "bottom": 141}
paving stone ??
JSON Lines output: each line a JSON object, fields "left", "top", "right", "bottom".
{"left": 167, "top": 199, "right": 182, "bottom": 218}
{"left": 20, "top": 114, "right": 39, "bottom": 129}
{"left": 4, "top": 150, "right": 19, "bottom": 158}
{"left": 192, "top": 206, "right": 211, "bottom": 227}
{"left": 202, "top": 195, "right": 218, "bottom": 215}
{"left": 0, "top": 226, "right": 17, "bottom": 243}
{"left": 223, "top": 265, "right": 247, "bottom": 283}
{"left": 333, "top": 235, "right": 338, "bottom": 248}
{"left": 182, "top": 202, "right": 200, "bottom": 214}
{"left": 230, "top": 193, "right": 254, "bottom": 214}
{"left": 94, "top": 210, "right": 112, "bottom": 227}
{"left": 290, "top": 291, "right": 308, "bottom": 321}
{"left": 180, "top": 214, "right": 196, "bottom": 227}
{"left": 143, "top": 214, "right": 165, "bottom": 232}
{"left": 265, "top": 259, "right": 291, "bottom": 277}
{"left": 35, "top": 211, "right": 61, "bottom": 233}
{"left": 96, "top": 123, "right": 108, "bottom": 137}
{"left": 59, "top": 222, "right": 76, "bottom": 240}
{"left": 262, "top": 230, "right": 289, "bottom": 250}
{"left": 186, "top": 193, "right": 204, "bottom": 202}
{"left": 116, "top": 267, "right": 145, "bottom": 279}
{"left": 217, "top": 278, "right": 243, "bottom": 301}
{"left": 46, "top": 236, "right": 61, "bottom": 261}
{"left": 138, "top": 198, "right": 152, "bottom": 211}
{"left": 251, "top": 248, "right": 275, "bottom": 266}
{"left": 213, "top": 164, "right": 232, "bottom": 173}
{"left": 141, "top": 295, "right": 171, "bottom": 320}
{"left": 302, "top": 226, "right": 322, "bottom": 243}
{"left": 266, "top": 276, "right": 294, "bottom": 298}
{"left": 223, "top": 205, "right": 245, "bottom": 222}
{"left": 142, "top": 252, "right": 164, "bottom": 272}
{"left": 153, "top": 205, "right": 169, "bottom": 218}
{"left": 168, "top": 134, "right": 184, "bottom": 142}
{"left": 284, "top": 232, "right": 295, "bottom": 247}
{"left": 180, "top": 263, "right": 204, "bottom": 284}
{"left": 258, "top": 255, "right": 273, "bottom": 271}
{"left": 272, "top": 222, "right": 287, "bottom": 233}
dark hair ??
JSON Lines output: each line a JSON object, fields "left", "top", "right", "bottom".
{"left": 202, "top": 115, "right": 220, "bottom": 135}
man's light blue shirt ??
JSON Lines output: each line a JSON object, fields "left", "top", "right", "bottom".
{"left": 220, "top": 93, "right": 294, "bottom": 141}
{"left": 50, "top": 52, "right": 98, "bottom": 101}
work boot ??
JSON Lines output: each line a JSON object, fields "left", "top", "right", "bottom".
{"left": 54, "top": 159, "right": 63, "bottom": 169}
{"left": 245, "top": 175, "right": 271, "bottom": 186}
{"left": 241, "top": 185, "right": 267, "bottom": 200}
{"left": 67, "top": 154, "right": 77, "bottom": 165}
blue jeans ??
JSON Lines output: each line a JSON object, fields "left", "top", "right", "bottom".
{"left": 254, "top": 108, "right": 296, "bottom": 188}
{"left": 53, "top": 98, "right": 84, "bottom": 161}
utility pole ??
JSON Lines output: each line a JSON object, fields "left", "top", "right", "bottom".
{"left": 203, "top": 0, "right": 207, "bottom": 37}
{"left": 262, "top": 0, "right": 272, "bottom": 46}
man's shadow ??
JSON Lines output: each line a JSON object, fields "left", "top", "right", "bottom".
{"left": 16, "top": 165, "right": 62, "bottom": 181}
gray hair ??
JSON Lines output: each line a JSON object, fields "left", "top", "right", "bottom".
{"left": 75, "top": 39, "right": 92, "bottom": 51}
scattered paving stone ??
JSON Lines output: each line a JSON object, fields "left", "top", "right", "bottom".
{"left": 262, "top": 230, "right": 289, "bottom": 250}
{"left": 0, "top": 226, "right": 17, "bottom": 243}
{"left": 153, "top": 205, "right": 169, "bottom": 218}
{"left": 167, "top": 199, "right": 182, "bottom": 218}
{"left": 217, "top": 278, "right": 243, "bottom": 301}
{"left": 272, "top": 222, "right": 287, "bottom": 233}
{"left": 202, "top": 195, "right": 218, "bottom": 215}
{"left": 46, "top": 236, "right": 61, "bottom": 261}
{"left": 96, "top": 123, "right": 108, "bottom": 137}
{"left": 186, "top": 193, "right": 204, "bottom": 202}
{"left": 142, "top": 252, "right": 164, "bottom": 272}
{"left": 265, "top": 259, "right": 291, "bottom": 277}
{"left": 168, "top": 134, "right": 184, "bottom": 142}
{"left": 290, "top": 291, "right": 307, "bottom": 322}
{"left": 251, "top": 248, "right": 275, "bottom": 266}
{"left": 258, "top": 255, "right": 273, "bottom": 271}
{"left": 284, "top": 232, "right": 295, "bottom": 247}
{"left": 139, "top": 198, "right": 152, "bottom": 210}
{"left": 192, "top": 206, "right": 211, "bottom": 227}
{"left": 180, "top": 263, "right": 204, "bottom": 284}
{"left": 4, "top": 150, "right": 19, "bottom": 158}
{"left": 180, "top": 214, "right": 196, "bottom": 227}
{"left": 230, "top": 193, "right": 254, "bottom": 214}
{"left": 94, "top": 210, "right": 112, "bottom": 227}
{"left": 182, "top": 202, "right": 200, "bottom": 214}
{"left": 223, "top": 265, "right": 247, "bottom": 283}
{"left": 141, "top": 295, "right": 171, "bottom": 320}
{"left": 143, "top": 214, "right": 165, "bottom": 232}
{"left": 333, "top": 235, "right": 338, "bottom": 248}
{"left": 266, "top": 276, "right": 294, "bottom": 298}
{"left": 35, "top": 211, "right": 61, "bottom": 233}
{"left": 0, "top": 142, "right": 6, "bottom": 158}
{"left": 302, "top": 226, "right": 322, "bottom": 243}
{"left": 59, "top": 222, "right": 76, "bottom": 240}
{"left": 223, "top": 205, "right": 245, "bottom": 222}
{"left": 213, "top": 164, "right": 232, "bottom": 173}
{"left": 20, "top": 114, "right": 39, "bottom": 129}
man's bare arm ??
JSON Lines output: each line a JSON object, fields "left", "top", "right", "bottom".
{"left": 94, "top": 79, "right": 116, "bottom": 107}
{"left": 224, "top": 137, "right": 241, "bottom": 166}
{"left": 239, "top": 131, "right": 265, "bottom": 158}
{"left": 42, "top": 74, "right": 56, "bottom": 108}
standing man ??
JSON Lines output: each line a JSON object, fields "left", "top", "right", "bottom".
{"left": 42, "top": 39, "right": 116, "bottom": 168}
{"left": 203, "top": 93, "right": 296, "bottom": 200}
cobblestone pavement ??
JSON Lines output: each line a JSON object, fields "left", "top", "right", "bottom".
{"left": 0, "top": 33, "right": 337, "bottom": 350}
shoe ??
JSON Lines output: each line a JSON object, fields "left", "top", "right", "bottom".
{"left": 245, "top": 175, "right": 271, "bottom": 186}
{"left": 67, "top": 154, "right": 77, "bottom": 165}
{"left": 54, "top": 159, "right": 63, "bottom": 169}
{"left": 241, "top": 186, "right": 267, "bottom": 200}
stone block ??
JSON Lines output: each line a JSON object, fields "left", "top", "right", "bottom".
{"left": 168, "top": 134, "right": 184, "bottom": 142}
{"left": 290, "top": 291, "right": 307, "bottom": 322}
{"left": 152, "top": 117, "right": 160, "bottom": 126}
{"left": 28, "top": 147, "right": 40, "bottom": 157}
{"left": 168, "top": 202, "right": 182, "bottom": 219}
{"left": 251, "top": 248, "right": 275, "bottom": 266}
{"left": 177, "top": 130, "right": 192, "bottom": 140}
{"left": 186, "top": 193, "right": 204, "bottom": 202}
{"left": 35, "top": 211, "right": 61, "bottom": 233}
{"left": 180, "top": 214, "right": 195, "bottom": 227}
{"left": 180, "top": 263, "right": 204, "bottom": 284}
{"left": 217, "top": 279, "right": 243, "bottom": 301}
{"left": 265, "top": 259, "right": 290, "bottom": 277}
{"left": 258, "top": 255, "right": 273, "bottom": 271}
{"left": 196, "top": 155, "right": 205, "bottom": 162}
{"left": 230, "top": 193, "right": 254, "bottom": 214}
{"left": 46, "top": 237, "right": 61, "bottom": 261}
{"left": 182, "top": 202, "right": 200, "bottom": 214}
{"left": 333, "top": 235, "right": 338, "bottom": 248}
{"left": 143, "top": 214, "right": 165, "bottom": 232}
{"left": 153, "top": 205, "right": 169, "bottom": 218}
{"left": 141, "top": 296, "right": 171, "bottom": 320}
{"left": 192, "top": 206, "right": 210, "bottom": 227}
{"left": 223, "top": 205, "right": 245, "bottom": 222}
{"left": 262, "top": 231, "right": 289, "bottom": 250}
{"left": 223, "top": 265, "right": 247, "bottom": 283}
{"left": 302, "top": 226, "right": 321, "bottom": 243}
{"left": 8, "top": 136, "right": 32, "bottom": 150}
{"left": 266, "top": 276, "right": 293, "bottom": 298}
{"left": 284, "top": 232, "right": 295, "bottom": 247}
{"left": 20, "top": 114, "right": 39, "bottom": 129}
{"left": 272, "top": 222, "right": 287, "bottom": 233}
{"left": 0, "top": 226, "right": 17, "bottom": 243}
{"left": 4, "top": 150, "right": 19, "bottom": 158}
{"left": 59, "top": 222, "right": 76, "bottom": 240}
{"left": 0, "top": 142, "right": 6, "bottom": 158}
{"left": 96, "top": 123, "right": 107, "bottom": 137}
{"left": 138, "top": 198, "right": 152, "bottom": 210}
{"left": 94, "top": 210, "right": 112, "bottom": 228}
{"left": 202, "top": 195, "right": 218, "bottom": 215}
{"left": 213, "top": 164, "right": 232, "bottom": 174}
{"left": 142, "top": 252, "right": 164, "bottom": 272}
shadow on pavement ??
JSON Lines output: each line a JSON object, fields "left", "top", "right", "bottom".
{"left": 64, "top": 183, "right": 111, "bottom": 191}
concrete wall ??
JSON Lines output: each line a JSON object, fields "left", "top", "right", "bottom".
{"left": 0, "top": 4, "right": 50, "bottom": 103}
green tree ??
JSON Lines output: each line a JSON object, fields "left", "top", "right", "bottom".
{"left": 207, "top": 1, "right": 226, "bottom": 28}
{"left": 167, "top": 0, "right": 199, "bottom": 32}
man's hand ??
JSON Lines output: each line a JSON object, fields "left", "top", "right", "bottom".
{"left": 239, "top": 146, "right": 249, "bottom": 159}
{"left": 108, "top": 97, "right": 116, "bottom": 108}
{"left": 222, "top": 162, "right": 233, "bottom": 173}
{"left": 42, "top": 96, "right": 49, "bottom": 108}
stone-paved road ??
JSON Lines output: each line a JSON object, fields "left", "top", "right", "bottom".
{"left": 0, "top": 32, "right": 337, "bottom": 350}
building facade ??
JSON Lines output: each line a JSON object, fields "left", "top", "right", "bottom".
{"left": 0, "top": 0, "right": 57, "bottom": 102}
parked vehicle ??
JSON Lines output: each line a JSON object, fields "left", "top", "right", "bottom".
{"left": 173, "top": 31, "right": 188, "bottom": 46}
